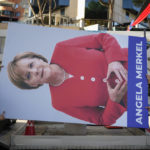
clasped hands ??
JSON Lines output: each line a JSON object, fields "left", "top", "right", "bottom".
{"left": 106, "top": 61, "right": 127, "bottom": 103}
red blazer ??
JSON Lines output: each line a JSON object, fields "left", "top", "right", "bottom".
{"left": 50, "top": 33, "right": 128, "bottom": 125}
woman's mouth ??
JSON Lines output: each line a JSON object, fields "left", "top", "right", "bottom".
{"left": 41, "top": 68, "right": 44, "bottom": 78}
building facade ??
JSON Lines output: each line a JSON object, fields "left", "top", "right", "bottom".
{"left": 0, "top": 0, "right": 24, "bottom": 22}
{"left": 26, "top": 0, "right": 150, "bottom": 29}
{"left": 52, "top": 0, "right": 85, "bottom": 27}
{"left": 113, "top": 0, "right": 150, "bottom": 29}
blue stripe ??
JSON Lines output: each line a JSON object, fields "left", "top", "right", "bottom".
{"left": 127, "top": 36, "right": 148, "bottom": 128}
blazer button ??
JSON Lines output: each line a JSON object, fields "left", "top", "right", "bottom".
{"left": 80, "top": 76, "right": 84, "bottom": 80}
{"left": 103, "top": 78, "right": 107, "bottom": 83}
{"left": 91, "top": 77, "right": 96, "bottom": 82}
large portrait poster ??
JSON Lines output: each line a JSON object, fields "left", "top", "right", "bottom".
{"left": 0, "top": 23, "right": 149, "bottom": 128}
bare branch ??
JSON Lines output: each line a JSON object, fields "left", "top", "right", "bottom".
{"left": 49, "top": 0, "right": 52, "bottom": 26}
{"left": 42, "top": 0, "right": 47, "bottom": 13}
{"left": 37, "top": 0, "right": 44, "bottom": 25}
{"left": 52, "top": 0, "right": 56, "bottom": 10}
{"left": 41, "top": 0, "right": 46, "bottom": 8}
{"left": 27, "top": 0, "right": 39, "bottom": 24}
{"left": 107, "top": 0, "right": 114, "bottom": 30}
{"left": 98, "top": 0, "right": 109, "bottom": 7}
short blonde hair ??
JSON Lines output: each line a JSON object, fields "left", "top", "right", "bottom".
{"left": 7, "top": 52, "right": 48, "bottom": 89}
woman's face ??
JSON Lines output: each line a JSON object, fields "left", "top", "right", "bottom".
{"left": 15, "top": 57, "right": 51, "bottom": 87}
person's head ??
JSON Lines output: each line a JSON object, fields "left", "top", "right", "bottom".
{"left": 7, "top": 52, "right": 50, "bottom": 89}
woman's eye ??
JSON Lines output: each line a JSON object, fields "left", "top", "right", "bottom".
{"left": 29, "top": 63, "right": 33, "bottom": 68}
{"left": 26, "top": 72, "right": 30, "bottom": 80}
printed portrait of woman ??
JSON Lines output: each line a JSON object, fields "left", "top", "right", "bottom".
{"left": 7, "top": 33, "right": 128, "bottom": 126}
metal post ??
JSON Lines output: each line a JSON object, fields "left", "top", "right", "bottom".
{"left": 144, "top": 28, "right": 146, "bottom": 38}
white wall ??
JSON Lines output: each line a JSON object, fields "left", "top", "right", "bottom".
{"left": 76, "top": 0, "right": 85, "bottom": 28}
{"left": 84, "top": 24, "right": 99, "bottom": 31}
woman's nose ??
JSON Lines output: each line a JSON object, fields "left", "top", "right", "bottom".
{"left": 30, "top": 68, "right": 39, "bottom": 76}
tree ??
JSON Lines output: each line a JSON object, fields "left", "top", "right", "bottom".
{"left": 132, "top": 0, "right": 146, "bottom": 7}
{"left": 132, "top": 0, "right": 149, "bottom": 20}
{"left": 85, "top": 1, "right": 107, "bottom": 19}
{"left": 37, "top": 0, "right": 44, "bottom": 25}
{"left": 98, "top": 0, "right": 114, "bottom": 30}
{"left": 28, "top": 0, "right": 39, "bottom": 24}
{"left": 28, "top": 0, "right": 56, "bottom": 26}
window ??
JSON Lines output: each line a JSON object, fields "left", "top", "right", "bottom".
{"left": 0, "top": 3, "right": 12, "bottom": 7}
{"left": 60, "top": 8, "right": 65, "bottom": 15}
{"left": 16, "top": 12, "right": 20, "bottom": 17}
{"left": 126, "top": 11, "right": 129, "bottom": 20}
{"left": 2, "top": 10, "right": 14, "bottom": 16}
{"left": 15, "top": 4, "right": 18, "bottom": 9}
{"left": 0, "top": 37, "right": 6, "bottom": 54}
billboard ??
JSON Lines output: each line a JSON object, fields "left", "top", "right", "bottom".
{"left": 0, "top": 23, "right": 149, "bottom": 128}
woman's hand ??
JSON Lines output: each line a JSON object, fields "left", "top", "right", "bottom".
{"left": 0, "top": 111, "right": 5, "bottom": 120}
{"left": 107, "top": 79, "right": 127, "bottom": 103}
{"left": 107, "top": 61, "right": 128, "bottom": 82}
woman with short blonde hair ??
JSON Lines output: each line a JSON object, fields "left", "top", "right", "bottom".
{"left": 7, "top": 52, "right": 48, "bottom": 89}
{"left": 7, "top": 33, "right": 128, "bottom": 126}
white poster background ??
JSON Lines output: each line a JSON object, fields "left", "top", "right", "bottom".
{"left": 0, "top": 23, "right": 128, "bottom": 126}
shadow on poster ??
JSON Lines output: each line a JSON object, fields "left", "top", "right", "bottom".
{"left": 0, "top": 23, "right": 148, "bottom": 128}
